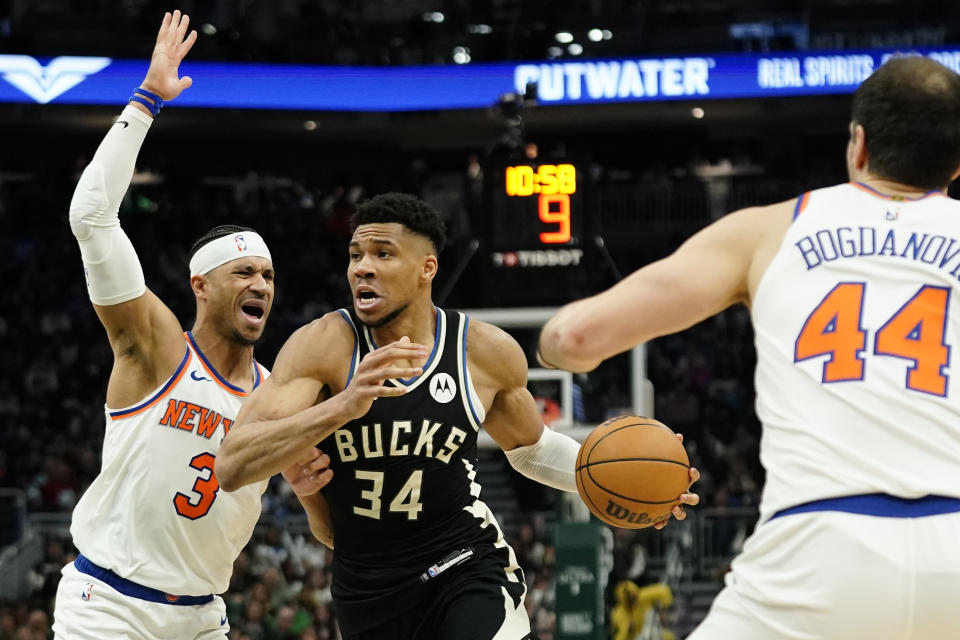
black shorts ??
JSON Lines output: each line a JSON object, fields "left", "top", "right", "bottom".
{"left": 341, "top": 548, "right": 531, "bottom": 640}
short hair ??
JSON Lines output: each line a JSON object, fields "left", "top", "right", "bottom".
{"left": 851, "top": 56, "right": 960, "bottom": 190}
{"left": 350, "top": 193, "right": 447, "bottom": 253}
{"left": 190, "top": 224, "right": 258, "bottom": 258}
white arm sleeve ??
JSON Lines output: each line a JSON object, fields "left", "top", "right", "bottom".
{"left": 503, "top": 426, "right": 580, "bottom": 493}
{"left": 69, "top": 106, "right": 153, "bottom": 305}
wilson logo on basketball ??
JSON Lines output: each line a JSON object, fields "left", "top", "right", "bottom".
{"left": 429, "top": 373, "right": 456, "bottom": 404}
{"left": 604, "top": 500, "right": 667, "bottom": 526}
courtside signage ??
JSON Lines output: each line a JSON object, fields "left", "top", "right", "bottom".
{"left": 0, "top": 48, "right": 957, "bottom": 111}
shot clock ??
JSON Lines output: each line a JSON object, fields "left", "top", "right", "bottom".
{"left": 504, "top": 164, "right": 577, "bottom": 244}
{"left": 478, "top": 157, "right": 595, "bottom": 306}
{"left": 488, "top": 162, "right": 585, "bottom": 251}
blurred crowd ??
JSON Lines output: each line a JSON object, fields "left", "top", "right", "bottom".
{"left": 0, "top": 142, "right": 861, "bottom": 638}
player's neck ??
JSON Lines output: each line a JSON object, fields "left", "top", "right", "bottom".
{"left": 189, "top": 324, "right": 255, "bottom": 387}
{"left": 856, "top": 175, "right": 943, "bottom": 198}
{"left": 369, "top": 301, "right": 438, "bottom": 349}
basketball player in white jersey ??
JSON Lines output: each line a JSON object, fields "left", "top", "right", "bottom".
{"left": 52, "top": 12, "right": 330, "bottom": 640}
{"left": 538, "top": 56, "right": 960, "bottom": 639}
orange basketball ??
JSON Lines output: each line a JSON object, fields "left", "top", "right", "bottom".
{"left": 576, "top": 416, "right": 690, "bottom": 529}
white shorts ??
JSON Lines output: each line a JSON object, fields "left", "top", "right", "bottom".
{"left": 688, "top": 509, "right": 960, "bottom": 640}
{"left": 53, "top": 561, "right": 229, "bottom": 640}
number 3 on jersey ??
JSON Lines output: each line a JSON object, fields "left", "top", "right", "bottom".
{"left": 174, "top": 453, "right": 220, "bottom": 520}
{"left": 795, "top": 283, "right": 950, "bottom": 396}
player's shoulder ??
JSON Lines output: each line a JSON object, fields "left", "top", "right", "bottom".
{"left": 465, "top": 316, "right": 527, "bottom": 388}
{"left": 700, "top": 197, "right": 797, "bottom": 260}
{"left": 297, "top": 310, "right": 356, "bottom": 353}
{"left": 722, "top": 197, "right": 796, "bottom": 231}
{"left": 274, "top": 310, "right": 356, "bottom": 377}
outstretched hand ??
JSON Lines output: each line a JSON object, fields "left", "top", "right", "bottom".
{"left": 282, "top": 447, "right": 333, "bottom": 497}
{"left": 141, "top": 10, "right": 198, "bottom": 101}
{"left": 337, "top": 336, "right": 429, "bottom": 420}
{"left": 654, "top": 433, "right": 701, "bottom": 530}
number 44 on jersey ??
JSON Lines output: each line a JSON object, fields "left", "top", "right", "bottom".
{"left": 795, "top": 283, "right": 950, "bottom": 396}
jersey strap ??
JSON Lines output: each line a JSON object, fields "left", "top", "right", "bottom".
{"left": 337, "top": 309, "right": 361, "bottom": 387}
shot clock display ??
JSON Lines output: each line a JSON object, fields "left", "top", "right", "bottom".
{"left": 478, "top": 157, "right": 594, "bottom": 305}
{"left": 490, "top": 163, "right": 583, "bottom": 249}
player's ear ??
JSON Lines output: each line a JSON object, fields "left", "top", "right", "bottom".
{"left": 851, "top": 123, "right": 869, "bottom": 171}
{"left": 191, "top": 274, "right": 209, "bottom": 299}
{"left": 421, "top": 254, "right": 438, "bottom": 284}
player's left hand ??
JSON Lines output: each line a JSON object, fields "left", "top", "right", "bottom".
{"left": 654, "top": 433, "right": 701, "bottom": 530}
{"left": 282, "top": 447, "right": 333, "bottom": 496}
{"left": 141, "top": 10, "right": 198, "bottom": 101}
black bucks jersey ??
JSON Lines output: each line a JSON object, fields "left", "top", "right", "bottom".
{"left": 321, "top": 307, "right": 525, "bottom": 635}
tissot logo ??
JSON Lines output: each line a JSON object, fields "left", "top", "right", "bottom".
{"left": 429, "top": 373, "right": 457, "bottom": 404}
{"left": 0, "top": 55, "right": 111, "bottom": 104}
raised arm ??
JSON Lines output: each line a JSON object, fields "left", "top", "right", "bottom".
{"left": 537, "top": 201, "right": 794, "bottom": 372}
{"left": 70, "top": 11, "right": 198, "bottom": 406}
{"left": 215, "top": 314, "right": 428, "bottom": 492}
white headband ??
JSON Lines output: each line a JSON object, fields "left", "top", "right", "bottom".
{"left": 189, "top": 231, "right": 272, "bottom": 277}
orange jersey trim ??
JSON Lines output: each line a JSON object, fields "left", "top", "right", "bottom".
{"left": 793, "top": 192, "right": 811, "bottom": 219}
{"left": 185, "top": 331, "right": 258, "bottom": 397}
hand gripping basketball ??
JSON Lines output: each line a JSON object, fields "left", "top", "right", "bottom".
{"left": 576, "top": 416, "right": 700, "bottom": 529}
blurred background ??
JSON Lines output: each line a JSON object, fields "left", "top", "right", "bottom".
{"left": 1, "top": 1, "right": 959, "bottom": 639}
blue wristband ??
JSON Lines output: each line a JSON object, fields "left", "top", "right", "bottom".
{"left": 129, "top": 87, "right": 164, "bottom": 116}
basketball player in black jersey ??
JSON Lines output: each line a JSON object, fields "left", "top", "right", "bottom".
{"left": 217, "top": 193, "right": 700, "bottom": 639}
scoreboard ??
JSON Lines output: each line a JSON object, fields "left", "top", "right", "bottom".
{"left": 489, "top": 162, "right": 584, "bottom": 252}
{"left": 480, "top": 157, "right": 597, "bottom": 305}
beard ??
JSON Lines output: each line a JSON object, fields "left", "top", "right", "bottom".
{"left": 358, "top": 303, "right": 408, "bottom": 329}
{"left": 231, "top": 327, "right": 260, "bottom": 346}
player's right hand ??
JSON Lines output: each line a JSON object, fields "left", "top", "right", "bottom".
{"left": 338, "top": 336, "right": 428, "bottom": 420}
{"left": 282, "top": 447, "right": 333, "bottom": 497}
{"left": 141, "top": 10, "right": 198, "bottom": 101}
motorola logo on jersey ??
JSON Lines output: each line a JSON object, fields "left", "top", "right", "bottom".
{"left": 429, "top": 373, "right": 457, "bottom": 404}
{"left": 0, "top": 55, "right": 111, "bottom": 103}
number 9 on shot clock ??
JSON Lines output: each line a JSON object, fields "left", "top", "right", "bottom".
{"left": 489, "top": 162, "right": 586, "bottom": 251}
{"left": 479, "top": 157, "right": 594, "bottom": 305}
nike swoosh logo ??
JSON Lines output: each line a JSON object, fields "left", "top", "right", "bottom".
{"left": 116, "top": 120, "right": 129, "bottom": 128}
{"left": 220, "top": 616, "right": 227, "bottom": 626}
{"left": 190, "top": 371, "right": 210, "bottom": 382}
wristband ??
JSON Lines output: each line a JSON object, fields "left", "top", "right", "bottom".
{"left": 129, "top": 87, "right": 164, "bottom": 116}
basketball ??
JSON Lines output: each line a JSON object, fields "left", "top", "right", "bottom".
{"left": 576, "top": 416, "right": 690, "bottom": 529}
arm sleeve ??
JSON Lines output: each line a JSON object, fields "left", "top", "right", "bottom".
{"left": 68, "top": 106, "right": 153, "bottom": 305}
{"left": 503, "top": 426, "right": 580, "bottom": 493}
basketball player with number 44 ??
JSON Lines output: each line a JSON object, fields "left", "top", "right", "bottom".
{"left": 539, "top": 56, "right": 960, "bottom": 639}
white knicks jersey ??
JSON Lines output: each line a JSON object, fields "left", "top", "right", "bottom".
{"left": 70, "top": 331, "right": 269, "bottom": 596}
{"left": 752, "top": 182, "right": 960, "bottom": 522}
